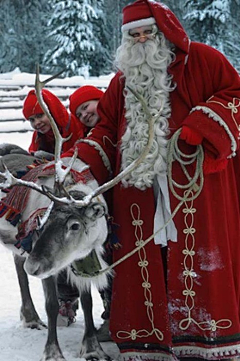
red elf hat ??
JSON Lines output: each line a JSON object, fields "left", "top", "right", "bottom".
{"left": 69, "top": 86, "right": 104, "bottom": 116}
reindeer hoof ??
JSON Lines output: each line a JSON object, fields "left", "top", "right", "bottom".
{"left": 80, "top": 334, "right": 112, "bottom": 360}
{"left": 28, "top": 321, "right": 47, "bottom": 330}
{"left": 20, "top": 309, "right": 47, "bottom": 329}
{"left": 22, "top": 318, "right": 47, "bottom": 330}
{"left": 41, "top": 344, "right": 66, "bottom": 361}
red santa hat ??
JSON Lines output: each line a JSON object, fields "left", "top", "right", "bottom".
{"left": 121, "top": 0, "right": 155, "bottom": 32}
{"left": 22, "top": 89, "right": 69, "bottom": 127}
{"left": 121, "top": 0, "right": 190, "bottom": 55}
{"left": 69, "top": 86, "right": 104, "bottom": 116}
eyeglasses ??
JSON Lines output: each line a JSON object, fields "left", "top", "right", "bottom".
{"left": 129, "top": 30, "right": 156, "bottom": 43}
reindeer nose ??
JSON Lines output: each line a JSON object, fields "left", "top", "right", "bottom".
{"left": 24, "top": 257, "right": 42, "bottom": 276}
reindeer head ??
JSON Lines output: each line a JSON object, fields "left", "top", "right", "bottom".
{"left": 24, "top": 189, "right": 107, "bottom": 279}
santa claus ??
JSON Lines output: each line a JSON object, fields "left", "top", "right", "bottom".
{"left": 64, "top": 1, "right": 240, "bottom": 360}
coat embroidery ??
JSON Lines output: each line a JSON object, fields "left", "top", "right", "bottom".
{"left": 207, "top": 96, "right": 240, "bottom": 139}
{"left": 103, "top": 135, "right": 119, "bottom": 148}
{"left": 116, "top": 203, "right": 164, "bottom": 342}
{"left": 179, "top": 191, "right": 232, "bottom": 332}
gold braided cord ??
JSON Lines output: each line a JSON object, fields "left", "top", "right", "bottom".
{"left": 167, "top": 128, "right": 204, "bottom": 200}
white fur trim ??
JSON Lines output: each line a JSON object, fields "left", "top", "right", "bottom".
{"left": 174, "top": 343, "right": 240, "bottom": 359}
{"left": 77, "top": 139, "right": 112, "bottom": 174}
{"left": 190, "top": 105, "right": 237, "bottom": 158}
{"left": 121, "top": 17, "right": 155, "bottom": 32}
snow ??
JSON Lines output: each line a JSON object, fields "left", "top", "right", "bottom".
{"left": 0, "top": 69, "right": 120, "bottom": 360}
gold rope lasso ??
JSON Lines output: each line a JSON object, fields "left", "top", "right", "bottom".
{"left": 79, "top": 129, "right": 204, "bottom": 278}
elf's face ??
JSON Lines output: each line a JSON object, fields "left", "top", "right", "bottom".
{"left": 76, "top": 100, "right": 100, "bottom": 128}
{"left": 28, "top": 113, "right": 51, "bottom": 134}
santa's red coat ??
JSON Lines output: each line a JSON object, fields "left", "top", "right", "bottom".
{"left": 64, "top": 1, "right": 240, "bottom": 360}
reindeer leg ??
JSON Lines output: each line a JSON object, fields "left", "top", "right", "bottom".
{"left": 41, "top": 276, "right": 66, "bottom": 361}
{"left": 97, "top": 277, "right": 112, "bottom": 342}
{"left": 80, "top": 289, "right": 111, "bottom": 361}
{"left": 13, "top": 254, "right": 46, "bottom": 329}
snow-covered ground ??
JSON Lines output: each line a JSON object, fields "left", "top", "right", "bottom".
{"left": 0, "top": 69, "right": 120, "bottom": 360}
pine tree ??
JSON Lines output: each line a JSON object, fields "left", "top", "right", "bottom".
{"left": 0, "top": 0, "right": 18, "bottom": 72}
{"left": 184, "top": 0, "right": 228, "bottom": 50}
{"left": 88, "top": 1, "right": 112, "bottom": 76}
{"left": 0, "top": 0, "right": 51, "bottom": 73}
{"left": 43, "top": 0, "right": 107, "bottom": 77}
{"left": 183, "top": 0, "right": 240, "bottom": 71}
{"left": 222, "top": 0, "right": 240, "bottom": 72}
{"left": 103, "top": 0, "right": 133, "bottom": 73}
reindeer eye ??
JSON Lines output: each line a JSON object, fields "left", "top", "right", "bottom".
{"left": 70, "top": 222, "right": 81, "bottom": 231}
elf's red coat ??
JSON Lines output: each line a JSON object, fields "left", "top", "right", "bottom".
{"left": 64, "top": 1, "right": 240, "bottom": 359}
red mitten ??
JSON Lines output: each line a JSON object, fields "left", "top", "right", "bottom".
{"left": 179, "top": 126, "right": 203, "bottom": 145}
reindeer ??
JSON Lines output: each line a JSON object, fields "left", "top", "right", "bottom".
{"left": 0, "top": 68, "right": 157, "bottom": 361}
{"left": 0, "top": 150, "right": 114, "bottom": 360}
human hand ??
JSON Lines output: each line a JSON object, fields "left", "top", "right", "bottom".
{"left": 179, "top": 126, "right": 203, "bottom": 145}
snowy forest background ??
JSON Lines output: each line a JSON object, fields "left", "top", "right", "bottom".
{"left": 0, "top": 0, "right": 240, "bottom": 78}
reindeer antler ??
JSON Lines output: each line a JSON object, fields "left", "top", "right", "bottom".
{"left": 35, "top": 64, "right": 76, "bottom": 187}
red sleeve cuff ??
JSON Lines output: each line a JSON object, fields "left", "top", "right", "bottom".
{"left": 179, "top": 125, "right": 203, "bottom": 145}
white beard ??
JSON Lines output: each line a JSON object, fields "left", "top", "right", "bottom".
{"left": 115, "top": 29, "right": 175, "bottom": 190}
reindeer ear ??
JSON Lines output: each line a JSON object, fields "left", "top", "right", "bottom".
{"left": 85, "top": 202, "right": 106, "bottom": 221}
